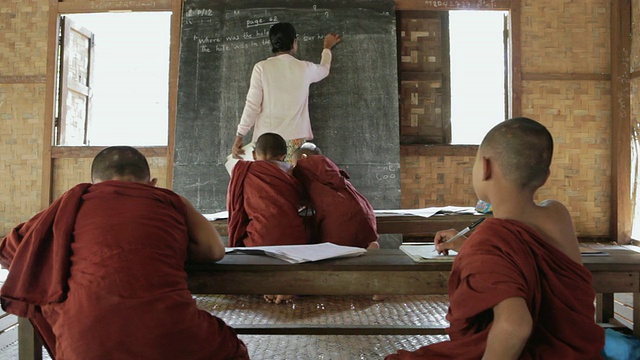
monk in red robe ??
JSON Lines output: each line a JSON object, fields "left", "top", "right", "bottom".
{"left": 291, "top": 144, "right": 378, "bottom": 248}
{"left": 227, "top": 132, "right": 308, "bottom": 248}
{"left": 386, "top": 117, "right": 604, "bottom": 359}
{"left": 0, "top": 146, "right": 249, "bottom": 360}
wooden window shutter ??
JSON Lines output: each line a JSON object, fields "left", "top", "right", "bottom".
{"left": 398, "top": 11, "right": 451, "bottom": 145}
{"left": 56, "top": 16, "right": 95, "bottom": 146}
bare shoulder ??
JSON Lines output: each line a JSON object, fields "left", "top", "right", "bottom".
{"left": 535, "top": 199, "right": 582, "bottom": 263}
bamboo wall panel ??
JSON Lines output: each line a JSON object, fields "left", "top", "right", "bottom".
{"left": 522, "top": 80, "right": 611, "bottom": 236}
{"left": 0, "top": 1, "right": 48, "bottom": 77}
{"left": 0, "top": 84, "right": 46, "bottom": 234}
{"left": 401, "top": 154, "right": 477, "bottom": 209}
{"left": 521, "top": 0, "right": 610, "bottom": 74}
{"left": 52, "top": 157, "right": 169, "bottom": 200}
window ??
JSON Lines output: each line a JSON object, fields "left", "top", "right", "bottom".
{"left": 449, "top": 10, "right": 507, "bottom": 144}
{"left": 398, "top": 10, "right": 509, "bottom": 145}
{"left": 55, "top": 12, "right": 171, "bottom": 146}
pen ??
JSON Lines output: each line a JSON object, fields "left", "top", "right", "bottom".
{"left": 434, "top": 217, "right": 486, "bottom": 251}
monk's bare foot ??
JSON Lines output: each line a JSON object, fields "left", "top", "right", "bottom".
{"left": 264, "top": 295, "right": 296, "bottom": 304}
{"left": 367, "top": 241, "right": 380, "bottom": 250}
{"left": 372, "top": 295, "right": 388, "bottom": 301}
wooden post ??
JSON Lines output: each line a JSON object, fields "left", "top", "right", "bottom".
{"left": 18, "top": 318, "right": 41, "bottom": 360}
{"left": 610, "top": 0, "right": 632, "bottom": 244}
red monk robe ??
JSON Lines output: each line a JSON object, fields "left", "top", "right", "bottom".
{"left": 386, "top": 218, "right": 604, "bottom": 360}
{"left": 0, "top": 181, "right": 248, "bottom": 360}
{"left": 227, "top": 160, "right": 308, "bottom": 247}
{"left": 292, "top": 155, "right": 378, "bottom": 248}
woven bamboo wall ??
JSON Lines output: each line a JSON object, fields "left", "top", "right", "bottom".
{"left": 521, "top": 0, "right": 610, "bottom": 74}
{"left": 522, "top": 81, "right": 612, "bottom": 236}
{"left": 0, "top": 0, "right": 49, "bottom": 235}
{"left": 401, "top": 154, "right": 476, "bottom": 209}
{"left": 517, "top": 0, "right": 611, "bottom": 236}
{"left": 51, "top": 157, "right": 169, "bottom": 200}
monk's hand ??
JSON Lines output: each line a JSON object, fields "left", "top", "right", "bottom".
{"left": 434, "top": 229, "right": 465, "bottom": 255}
{"left": 232, "top": 136, "right": 245, "bottom": 159}
{"left": 323, "top": 32, "right": 342, "bottom": 49}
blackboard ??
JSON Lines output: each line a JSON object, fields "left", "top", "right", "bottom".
{"left": 174, "top": 0, "right": 400, "bottom": 213}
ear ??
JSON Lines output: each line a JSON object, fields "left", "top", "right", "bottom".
{"left": 301, "top": 154, "right": 308, "bottom": 159}
{"left": 149, "top": 178, "right": 158, "bottom": 187}
{"left": 252, "top": 150, "right": 257, "bottom": 161}
{"left": 482, "top": 156, "right": 492, "bottom": 181}
{"left": 277, "top": 154, "right": 286, "bottom": 162}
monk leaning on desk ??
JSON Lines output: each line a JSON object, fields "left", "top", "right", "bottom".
{"left": 0, "top": 146, "right": 249, "bottom": 359}
{"left": 386, "top": 118, "right": 604, "bottom": 359}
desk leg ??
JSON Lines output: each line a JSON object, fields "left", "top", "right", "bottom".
{"left": 18, "top": 317, "right": 42, "bottom": 360}
{"left": 634, "top": 292, "right": 639, "bottom": 337}
{"left": 595, "top": 293, "right": 614, "bottom": 323}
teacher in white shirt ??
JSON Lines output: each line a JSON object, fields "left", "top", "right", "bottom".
{"left": 232, "top": 22, "right": 341, "bottom": 161}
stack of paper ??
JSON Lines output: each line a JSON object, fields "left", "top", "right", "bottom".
{"left": 400, "top": 244, "right": 457, "bottom": 262}
{"left": 226, "top": 242, "right": 367, "bottom": 264}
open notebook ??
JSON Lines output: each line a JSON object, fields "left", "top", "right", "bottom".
{"left": 400, "top": 244, "right": 457, "bottom": 262}
{"left": 225, "top": 243, "right": 367, "bottom": 264}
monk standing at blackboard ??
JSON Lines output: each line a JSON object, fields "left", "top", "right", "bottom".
{"left": 231, "top": 22, "right": 341, "bottom": 162}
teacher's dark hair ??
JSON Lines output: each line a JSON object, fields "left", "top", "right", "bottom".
{"left": 269, "top": 22, "right": 296, "bottom": 53}
{"left": 91, "top": 146, "right": 151, "bottom": 183}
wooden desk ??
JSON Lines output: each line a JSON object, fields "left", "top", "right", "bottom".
{"left": 186, "top": 248, "right": 640, "bottom": 337}
{"left": 211, "top": 213, "right": 483, "bottom": 237}
{"left": 18, "top": 247, "right": 640, "bottom": 359}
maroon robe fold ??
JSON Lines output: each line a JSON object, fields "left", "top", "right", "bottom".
{"left": 293, "top": 155, "right": 378, "bottom": 248}
{"left": 386, "top": 218, "right": 604, "bottom": 360}
{"left": 227, "top": 160, "right": 308, "bottom": 247}
{"left": 1, "top": 181, "right": 248, "bottom": 360}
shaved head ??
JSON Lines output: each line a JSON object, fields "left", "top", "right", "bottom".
{"left": 480, "top": 117, "right": 553, "bottom": 190}
{"left": 292, "top": 142, "right": 322, "bottom": 163}
{"left": 91, "top": 146, "right": 151, "bottom": 183}
{"left": 255, "top": 132, "right": 287, "bottom": 159}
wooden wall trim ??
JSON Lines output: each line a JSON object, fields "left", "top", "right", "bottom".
{"left": 41, "top": 0, "right": 60, "bottom": 208}
{"left": 395, "top": 0, "right": 510, "bottom": 11}
{"left": 522, "top": 73, "right": 612, "bottom": 81}
{"left": 509, "top": 0, "right": 521, "bottom": 118}
{"left": 165, "top": 0, "right": 182, "bottom": 189}
{"left": 400, "top": 144, "right": 478, "bottom": 157}
{"left": 610, "top": 0, "right": 632, "bottom": 244}
{"left": 0, "top": 76, "right": 46, "bottom": 84}
{"left": 51, "top": 146, "right": 168, "bottom": 159}
{"left": 57, "top": 0, "right": 172, "bottom": 13}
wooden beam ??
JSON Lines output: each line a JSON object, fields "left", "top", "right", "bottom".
{"left": 51, "top": 146, "right": 167, "bottom": 159}
{"left": 0, "top": 76, "right": 46, "bottom": 84}
{"left": 395, "top": 0, "right": 511, "bottom": 11}
{"left": 509, "top": 0, "right": 521, "bottom": 117}
{"left": 400, "top": 144, "right": 477, "bottom": 157}
{"left": 57, "top": 0, "right": 172, "bottom": 13}
{"left": 610, "top": 0, "right": 632, "bottom": 244}
{"left": 522, "top": 73, "right": 612, "bottom": 81}
{"left": 41, "top": 0, "right": 60, "bottom": 209}
{"left": 165, "top": 0, "right": 183, "bottom": 189}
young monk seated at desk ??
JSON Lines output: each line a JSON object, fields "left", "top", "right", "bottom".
{"left": 386, "top": 117, "right": 604, "bottom": 359}
{"left": 227, "top": 132, "right": 308, "bottom": 248}
{"left": 291, "top": 143, "right": 379, "bottom": 249}
{"left": 0, "top": 146, "right": 249, "bottom": 360}
{"left": 227, "top": 132, "right": 308, "bottom": 304}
